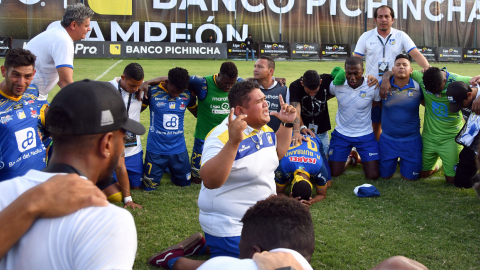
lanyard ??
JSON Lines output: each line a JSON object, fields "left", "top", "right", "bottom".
{"left": 377, "top": 34, "right": 392, "bottom": 62}
{"left": 118, "top": 80, "right": 132, "bottom": 115}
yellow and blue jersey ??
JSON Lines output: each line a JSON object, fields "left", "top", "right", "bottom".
{"left": 143, "top": 83, "right": 196, "bottom": 155}
{"left": 0, "top": 84, "right": 47, "bottom": 181}
{"left": 275, "top": 135, "right": 330, "bottom": 188}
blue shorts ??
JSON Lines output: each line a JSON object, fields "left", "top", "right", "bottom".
{"left": 204, "top": 233, "right": 241, "bottom": 258}
{"left": 328, "top": 130, "right": 379, "bottom": 162}
{"left": 112, "top": 151, "right": 144, "bottom": 188}
{"left": 379, "top": 135, "right": 422, "bottom": 180}
{"left": 190, "top": 138, "right": 205, "bottom": 178}
{"left": 371, "top": 106, "right": 382, "bottom": 124}
{"left": 142, "top": 150, "right": 191, "bottom": 190}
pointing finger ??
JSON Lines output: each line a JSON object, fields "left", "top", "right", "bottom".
{"left": 279, "top": 94, "right": 285, "bottom": 107}
{"left": 228, "top": 108, "right": 234, "bottom": 124}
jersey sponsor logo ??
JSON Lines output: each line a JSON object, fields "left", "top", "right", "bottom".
{"left": 432, "top": 102, "right": 448, "bottom": 117}
{"left": 155, "top": 97, "right": 167, "bottom": 101}
{"left": 412, "top": 172, "right": 419, "bottom": 175}
{"left": 30, "top": 107, "right": 37, "bottom": 118}
{"left": 210, "top": 102, "right": 230, "bottom": 114}
{"left": 156, "top": 102, "right": 166, "bottom": 108}
{"left": 169, "top": 102, "right": 175, "bottom": 109}
{"left": 14, "top": 104, "right": 23, "bottom": 110}
{"left": 265, "top": 94, "right": 279, "bottom": 100}
{"left": 23, "top": 100, "right": 34, "bottom": 105}
{"left": 163, "top": 114, "right": 179, "bottom": 130}
{"left": 447, "top": 96, "right": 455, "bottom": 103}
{"left": 0, "top": 161, "right": 4, "bottom": 170}
{"left": 15, "top": 127, "right": 37, "bottom": 152}
{"left": 16, "top": 110, "right": 26, "bottom": 119}
{"left": 212, "top": 96, "right": 228, "bottom": 102}
{"left": 180, "top": 102, "right": 186, "bottom": 110}
{"left": 149, "top": 126, "right": 155, "bottom": 132}
{"left": 239, "top": 144, "right": 251, "bottom": 153}
{"left": 168, "top": 97, "right": 176, "bottom": 102}
{"left": 369, "top": 152, "right": 378, "bottom": 156}
{"left": 266, "top": 133, "right": 273, "bottom": 144}
{"left": 0, "top": 115, "right": 13, "bottom": 124}
{"left": 289, "top": 156, "right": 317, "bottom": 164}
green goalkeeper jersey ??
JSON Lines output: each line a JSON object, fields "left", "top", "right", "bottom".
{"left": 410, "top": 70, "right": 471, "bottom": 139}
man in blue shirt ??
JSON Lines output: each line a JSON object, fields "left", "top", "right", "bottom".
{"left": 379, "top": 54, "right": 423, "bottom": 180}
{"left": 0, "top": 48, "right": 47, "bottom": 181}
{"left": 141, "top": 67, "right": 197, "bottom": 189}
{"left": 275, "top": 134, "right": 330, "bottom": 207}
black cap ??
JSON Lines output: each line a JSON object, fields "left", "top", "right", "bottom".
{"left": 446, "top": 81, "right": 471, "bottom": 113}
{"left": 46, "top": 79, "right": 146, "bottom": 135}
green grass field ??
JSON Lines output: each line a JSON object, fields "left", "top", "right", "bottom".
{"left": 40, "top": 59, "right": 480, "bottom": 269}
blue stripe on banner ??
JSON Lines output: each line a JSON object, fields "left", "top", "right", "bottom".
{"left": 56, "top": 64, "right": 74, "bottom": 69}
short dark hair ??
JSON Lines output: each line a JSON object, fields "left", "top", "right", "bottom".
{"left": 302, "top": 70, "right": 320, "bottom": 90}
{"left": 61, "top": 3, "right": 94, "bottom": 28}
{"left": 4, "top": 48, "right": 36, "bottom": 70}
{"left": 228, "top": 81, "right": 259, "bottom": 108}
{"left": 345, "top": 56, "right": 363, "bottom": 69}
{"left": 123, "top": 63, "right": 144, "bottom": 81}
{"left": 423, "top": 67, "right": 444, "bottom": 94}
{"left": 240, "top": 196, "right": 315, "bottom": 260}
{"left": 292, "top": 180, "right": 312, "bottom": 201}
{"left": 395, "top": 54, "right": 410, "bottom": 63}
{"left": 219, "top": 61, "right": 238, "bottom": 79}
{"left": 259, "top": 56, "right": 275, "bottom": 70}
{"left": 374, "top": 5, "right": 395, "bottom": 19}
{"left": 168, "top": 67, "right": 190, "bottom": 91}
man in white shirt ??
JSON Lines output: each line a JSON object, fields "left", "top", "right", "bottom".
{"left": 0, "top": 80, "right": 144, "bottom": 269}
{"left": 102, "top": 63, "right": 144, "bottom": 209}
{"left": 328, "top": 57, "right": 381, "bottom": 179}
{"left": 147, "top": 81, "right": 296, "bottom": 269}
{"left": 25, "top": 3, "right": 93, "bottom": 105}
{"left": 353, "top": 5, "right": 429, "bottom": 140}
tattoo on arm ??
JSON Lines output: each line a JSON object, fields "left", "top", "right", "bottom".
{"left": 291, "top": 102, "right": 299, "bottom": 108}
{"left": 293, "top": 117, "right": 300, "bottom": 133}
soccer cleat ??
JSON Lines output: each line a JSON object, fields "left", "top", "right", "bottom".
{"left": 182, "top": 232, "right": 206, "bottom": 257}
{"left": 147, "top": 245, "right": 184, "bottom": 268}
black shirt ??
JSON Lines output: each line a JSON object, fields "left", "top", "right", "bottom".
{"left": 245, "top": 37, "right": 253, "bottom": 49}
{"left": 289, "top": 74, "right": 334, "bottom": 134}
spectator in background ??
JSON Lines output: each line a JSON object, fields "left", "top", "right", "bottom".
{"left": 245, "top": 34, "right": 254, "bottom": 61}
{"left": 205, "top": 35, "right": 214, "bottom": 43}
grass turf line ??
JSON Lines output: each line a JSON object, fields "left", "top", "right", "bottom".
{"left": 8, "top": 58, "right": 480, "bottom": 269}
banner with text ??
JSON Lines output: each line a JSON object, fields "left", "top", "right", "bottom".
{"left": 291, "top": 43, "right": 320, "bottom": 60}
{"left": 438, "top": 47, "right": 463, "bottom": 62}
{"left": 227, "top": 41, "right": 258, "bottom": 59}
{"left": 259, "top": 42, "right": 290, "bottom": 59}
{"left": 0, "top": 37, "right": 12, "bottom": 56}
{"left": 418, "top": 46, "right": 437, "bottom": 61}
{"left": 463, "top": 48, "right": 480, "bottom": 62}
{"left": 321, "top": 44, "right": 350, "bottom": 59}
{"left": 2, "top": 0, "right": 480, "bottom": 48}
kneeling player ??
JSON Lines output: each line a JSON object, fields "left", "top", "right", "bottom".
{"left": 275, "top": 134, "right": 331, "bottom": 207}
{"left": 379, "top": 55, "right": 423, "bottom": 180}
{"left": 142, "top": 67, "right": 197, "bottom": 189}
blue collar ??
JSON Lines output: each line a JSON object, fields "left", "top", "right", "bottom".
{"left": 390, "top": 77, "right": 415, "bottom": 91}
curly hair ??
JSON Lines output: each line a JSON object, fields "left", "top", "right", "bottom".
{"left": 219, "top": 61, "right": 238, "bottom": 79}
{"left": 292, "top": 180, "right": 312, "bottom": 201}
{"left": 168, "top": 67, "right": 190, "bottom": 91}
{"left": 423, "top": 67, "right": 444, "bottom": 94}
{"left": 123, "top": 63, "right": 144, "bottom": 81}
{"left": 302, "top": 70, "right": 320, "bottom": 90}
{"left": 240, "top": 196, "right": 315, "bottom": 260}
{"left": 4, "top": 48, "right": 36, "bottom": 70}
{"left": 61, "top": 4, "right": 94, "bottom": 28}
{"left": 228, "top": 80, "right": 259, "bottom": 109}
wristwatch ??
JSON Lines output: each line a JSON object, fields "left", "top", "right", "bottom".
{"left": 300, "top": 125, "right": 307, "bottom": 130}
{"left": 282, "top": 122, "right": 294, "bottom": 128}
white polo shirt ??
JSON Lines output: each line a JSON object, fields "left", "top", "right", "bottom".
{"left": 198, "top": 116, "right": 278, "bottom": 237}
{"left": 196, "top": 248, "right": 313, "bottom": 270}
{"left": 354, "top": 27, "right": 416, "bottom": 80}
{"left": 25, "top": 26, "right": 74, "bottom": 99}
{"left": 0, "top": 170, "right": 137, "bottom": 270}
{"left": 329, "top": 79, "right": 380, "bottom": 137}
{"left": 109, "top": 78, "right": 143, "bottom": 157}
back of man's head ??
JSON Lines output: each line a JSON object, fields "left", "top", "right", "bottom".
{"left": 219, "top": 61, "right": 238, "bottom": 79}
{"left": 168, "top": 67, "right": 190, "bottom": 91}
{"left": 423, "top": 67, "right": 444, "bottom": 94}
{"left": 123, "top": 63, "right": 144, "bottom": 81}
{"left": 61, "top": 3, "right": 94, "bottom": 28}
{"left": 4, "top": 48, "right": 36, "bottom": 70}
{"left": 239, "top": 196, "right": 315, "bottom": 261}
{"left": 259, "top": 56, "right": 275, "bottom": 70}
{"left": 302, "top": 70, "right": 320, "bottom": 90}
{"left": 292, "top": 178, "right": 313, "bottom": 201}
{"left": 228, "top": 80, "right": 259, "bottom": 108}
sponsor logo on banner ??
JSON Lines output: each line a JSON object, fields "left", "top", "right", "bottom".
{"left": 74, "top": 43, "right": 99, "bottom": 55}
{"left": 110, "top": 44, "right": 121, "bottom": 55}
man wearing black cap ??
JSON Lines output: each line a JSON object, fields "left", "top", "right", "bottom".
{"left": 446, "top": 81, "right": 480, "bottom": 188}
{"left": 0, "top": 80, "right": 145, "bottom": 269}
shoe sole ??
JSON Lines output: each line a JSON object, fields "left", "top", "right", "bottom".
{"left": 180, "top": 232, "right": 204, "bottom": 253}
{"left": 147, "top": 244, "right": 182, "bottom": 265}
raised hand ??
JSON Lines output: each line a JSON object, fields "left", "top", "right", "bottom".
{"left": 270, "top": 95, "right": 296, "bottom": 123}
{"left": 226, "top": 108, "right": 248, "bottom": 145}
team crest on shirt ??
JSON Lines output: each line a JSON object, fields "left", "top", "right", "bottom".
{"left": 359, "top": 91, "right": 366, "bottom": 98}
{"left": 389, "top": 39, "right": 396, "bottom": 45}
{"left": 275, "top": 170, "right": 283, "bottom": 179}
{"left": 169, "top": 102, "right": 175, "bottom": 109}
{"left": 435, "top": 93, "right": 441, "bottom": 98}
{"left": 329, "top": 149, "right": 333, "bottom": 155}
{"left": 266, "top": 133, "right": 273, "bottom": 144}
{"left": 408, "top": 90, "right": 413, "bottom": 97}
{"left": 16, "top": 110, "right": 26, "bottom": 119}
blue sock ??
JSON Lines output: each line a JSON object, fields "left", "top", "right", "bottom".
{"left": 197, "top": 244, "right": 208, "bottom": 255}
{"left": 167, "top": 257, "right": 181, "bottom": 270}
